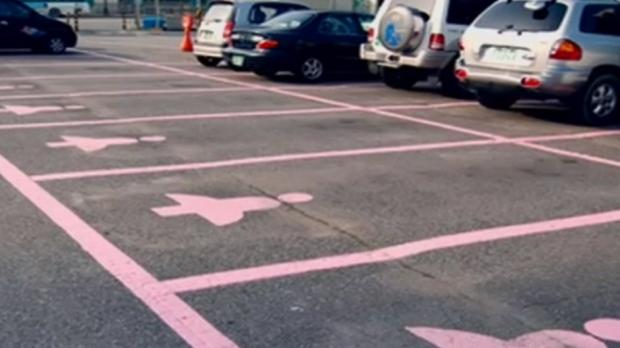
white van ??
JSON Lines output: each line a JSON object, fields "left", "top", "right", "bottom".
{"left": 361, "top": 0, "right": 496, "bottom": 94}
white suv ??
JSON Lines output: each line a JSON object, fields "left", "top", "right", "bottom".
{"left": 361, "top": 0, "right": 496, "bottom": 93}
{"left": 457, "top": 0, "right": 620, "bottom": 125}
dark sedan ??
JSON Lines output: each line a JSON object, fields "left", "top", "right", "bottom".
{"left": 0, "top": 0, "right": 77, "bottom": 53}
{"left": 223, "top": 10, "right": 373, "bottom": 82}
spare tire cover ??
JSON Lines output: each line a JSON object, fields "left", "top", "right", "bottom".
{"left": 378, "top": 6, "right": 426, "bottom": 52}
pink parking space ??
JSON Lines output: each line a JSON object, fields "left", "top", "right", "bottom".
{"left": 37, "top": 143, "right": 620, "bottom": 282}
{"left": 0, "top": 108, "right": 476, "bottom": 177}
{"left": 178, "top": 220, "right": 620, "bottom": 348}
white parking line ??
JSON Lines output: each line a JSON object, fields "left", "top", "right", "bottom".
{"left": 1, "top": 72, "right": 179, "bottom": 81}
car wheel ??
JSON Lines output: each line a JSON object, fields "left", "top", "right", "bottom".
{"left": 48, "top": 8, "right": 62, "bottom": 18}
{"left": 440, "top": 62, "right": 471, "bottom": 98}
{"left": 196, "top": 56, "right": 221, "bottom": 67}
{"left": 45, "top": 37, "right": 67, "bottom": 54}
{"left": 381, "top": 67, "right": 417, "bottom": 89}
{"left": 575, "top": 74, "right": 620, "bottom": 126}
{"left": 477, "top": 91, "right": 518, "bottom": 110}
{"left": 298, "top": 57, "right": 324, "bottom": 82}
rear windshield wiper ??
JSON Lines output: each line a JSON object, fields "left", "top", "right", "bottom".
{"left": 498, "top": 25, "right": 536, "bottom": 35}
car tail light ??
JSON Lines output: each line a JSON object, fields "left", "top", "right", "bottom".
{"left": 455, "top": 69, "right": 468, "bottom": 82}
{"left": 550, "top": 39, "right": 582, "bottom": 61}
{"left": 367, "top": 27, "right": 375, "bottom": 42}
{"left": 458, "top": 39, "right": 464, "bottom": 51}
{"left": 521, "top": 76, "right": 542, "bottom": 89}
{"left": 429, "top": 33, "right": 445, "bottom": 51}
{"left": 256, "top": 39, "right": 279, "bottom": 50}
{"left": 223, "top": 21, "right": 234, "bottom": 40}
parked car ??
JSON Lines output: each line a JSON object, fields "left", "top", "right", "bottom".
{"left": 223, "top": 10, "right": 374, "bottom": 82}
{"left": 194, "top": 0, "right": 309, "bottom": 67}
{"left": 0, "top": 0, "right": 77, "bottom": 53}
{"left": 457, "top": 0, "right": 620, "bottom": 125}
{"left": 360, "top": 0, "right": 496, "bottom": 94}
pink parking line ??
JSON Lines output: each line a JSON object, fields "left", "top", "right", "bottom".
{"left": 516, "top": 141, "right": 620, "bottom": 169}
{"left": 1, "top": 72, "right": 178, "bottom": 81}
{"left": 80, "top": 50, "right": 620, "bottom": 174}
{"left": 31, "top": 139, "right": 498, "bottom": 182}
{"left": 162, "top": 207, "right": 620, "bottom": 293}
{"left": 376, "top": 102, "right": 478, "bottom": 111}
{"left": 29, "top": 129, "right": 620, "bottom": 182}
{"left": 0, "top": 107, "right": 345, "bottom": 131}
{"left": 0, "top": 86, "right": 254, "bottom": 101}
{"left": 0, "top": 153, "right": 238, "bottom": 347}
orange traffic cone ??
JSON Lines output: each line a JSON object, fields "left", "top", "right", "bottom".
{"left": 180, "top": 14, "right": 194, "bottom": 53}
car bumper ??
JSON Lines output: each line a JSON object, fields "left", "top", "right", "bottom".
{"left": 360, "top": 43, "right": 455, "bottom": 70}
{"left": 457, "top": 60, "right": 590, "bottom": 98}
{"left": 223, "top": 48, "right": 293, "bottom": 72}
{"left": 193, "top": 42, "right": 225, "bottom": 58}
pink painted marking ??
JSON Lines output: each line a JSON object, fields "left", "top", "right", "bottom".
{"left": 162, "top": 208, "right": 620, "bottom": 292}
{"left": 47, "top": 136, "right": 139, "bottom": 153}
{"left": 0, "top": 107, "right": 346, "bottom": 131}
{"left": 376, "top": 102, "right": 478, "bottom": 111}
{"left": 31, "top": 139, "right": 497, "bottom": 182}
{"left": 1, "top": 72, "right": 177, "bottom": 82}
{"left": 0, "top": 153, "right": 238, "bottom": 347}
{"left": 139, "top": 135, "right": 167, "bottom": 142}
{"left": 585, "top": 319, "right": 620, "bottom": 342}
{"left": 0, "top": 87, "right": 253, "bottom": 101}
{"left": 407, "top": 327, "right": 606, "bottom": 348}
{"left": 3, "top": 104, "right": 63, "bottom": 116}
{"left": 152, "top": 192, "right": 313, "bottom": 227}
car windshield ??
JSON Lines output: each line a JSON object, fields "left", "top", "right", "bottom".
{"left": 260, "top": 10, "right": 314, "bottom": 29}
{"left": 474, "top": 0, "right": 568, "bottom": 32}
{"left": 203, "top": 3, "right": 233, "bottom": 22}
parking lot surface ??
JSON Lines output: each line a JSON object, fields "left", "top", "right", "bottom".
{"left": 1, "top": 34, "right": 619, "bottom": 348}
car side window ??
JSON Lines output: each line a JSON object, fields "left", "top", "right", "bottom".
{"left": 317, "top": 15, "right": 360, "bottom": 35}
{"left": 447, "top": 0, "right": 497, "bottom": 25}
{"left": 580, "top": 5, "right": 620, "bottom": 37}
{"left": 0, "top": 1, "right": 30, "bottom": 19}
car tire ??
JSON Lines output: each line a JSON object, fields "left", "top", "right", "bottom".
{"left": 440, "top": 62, "right": 471, "bottom": 98}
{"left": 48, "top": 8, "right": 62, "bottom": 18}
{"left": 298, "top": 57, "right": 324, "bottom": 83}
{"left": 40, "top": 37, "right": 66, "bottom": 54}
{"left": 196, "top": 56, "right": 221, "bottom": 67}
{"left": 477, "top": 91, "right": 518, "bottom": 110}
{"left": 381, "top": 67, "right": 417, "bottom": 89}
{"left": 573, "top": 74, "right": 620, "bottom": 126}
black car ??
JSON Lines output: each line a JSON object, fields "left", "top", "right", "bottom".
{"left": 0, "top": 0, "right": 77, "bottom": 53}
{"left": 223, "top": 10, "right": 374, "bottom": 82}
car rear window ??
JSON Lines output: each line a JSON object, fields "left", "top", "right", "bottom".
{"left": 261, "top": 10, "right": 314, "bottom": 29}
{"left": 242, "top": 3, "right": 307, "bottom": 25}
{"left": 580, "top": 4, "right": 620, "bottom": 36}
{"left": 447, "top": 0, "right": 497, "bottom": 25}
{"left": 475, "top": 1, "right": 567, "bottom": 32}
{"left": 203, "top": 3, "right": 233, "bottom": 22}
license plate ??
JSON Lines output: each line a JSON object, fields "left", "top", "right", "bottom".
{"left": 231, "top": 55, "right": 245, "bottom": 67}
{"left": 200, "top": 30, "right": 213, "bottom": 40}
{"left": 482, "top": 47, "right": 532, "bottom": 67}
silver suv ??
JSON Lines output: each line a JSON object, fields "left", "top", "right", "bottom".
{"left": 360, "top": 0, "right": 496, "bottom": 94}
{"left": 457, "top": 0, "right": 620, "bottom": 125}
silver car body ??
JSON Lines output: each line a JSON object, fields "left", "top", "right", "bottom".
{"left": 457, "top": 0, "right": 620, "bottom": 98}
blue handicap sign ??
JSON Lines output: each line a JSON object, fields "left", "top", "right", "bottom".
{"left": 384, "top": 23, "right": 401, "bottom": 48}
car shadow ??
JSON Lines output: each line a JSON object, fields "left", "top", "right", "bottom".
{"left": 513, "top": 101, "right": 620, "bottom": 128}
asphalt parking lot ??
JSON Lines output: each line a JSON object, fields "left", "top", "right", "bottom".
{"left": 1, "top": 33, "right": 620, "bottom": 348}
